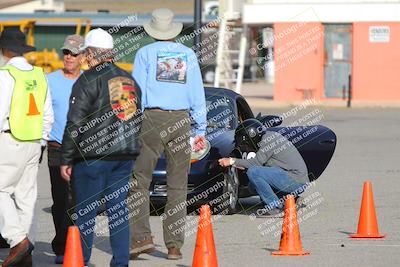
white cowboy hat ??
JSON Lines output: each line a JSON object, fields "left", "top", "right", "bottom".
{"left": 144, "top": 8, "right": 183, "bottom": 40}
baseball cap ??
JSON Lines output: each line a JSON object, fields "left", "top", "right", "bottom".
{"left": 61, "top": 34, "right": 84, "bottom": 54}
{"left": 83, "top": 28, "right": 113, "bottom": 49}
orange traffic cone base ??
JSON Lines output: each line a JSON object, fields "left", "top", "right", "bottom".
{"left": 270, "top": 195, "right": 310, "bottom": 257}
{"left": 272, "top": 250, "right": 310, "bottom": 256}
{"left": 349, "top": 182, "right": 385, "bottom": 240}
{"left": 350, "top": 233, "right": 385, "bottom": 239}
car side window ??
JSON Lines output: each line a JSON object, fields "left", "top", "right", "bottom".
{"left": 205, "top": 95, "right": 235, "bottom": 129}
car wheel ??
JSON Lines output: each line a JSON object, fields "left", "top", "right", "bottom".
{"left": 222, "top": 166, "right": 240, "bottom": 215}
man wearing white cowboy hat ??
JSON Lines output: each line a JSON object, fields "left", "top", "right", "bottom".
{"left": 0, "top": 28, "right": 54, "bottom": 267}
{"left": 129, "top": 8, "right": 207, "bottom": 260}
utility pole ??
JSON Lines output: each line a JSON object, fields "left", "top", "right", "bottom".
{"left": 194, "top": 0, "right": 202, "bottom": 57}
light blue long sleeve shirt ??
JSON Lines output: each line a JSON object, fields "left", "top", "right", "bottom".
{"left": 132, "top": 41, "right": 207, "bottom": 136}
{"left": 47, "top": 70, "right": 79, "bottom": 143}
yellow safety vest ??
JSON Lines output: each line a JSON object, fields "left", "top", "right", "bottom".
{"left": 1, "top": 65, "right": 48, "bottom": 141}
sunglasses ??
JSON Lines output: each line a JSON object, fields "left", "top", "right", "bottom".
{"left": 62, "top": 49, "right": 80, "bottom": 57}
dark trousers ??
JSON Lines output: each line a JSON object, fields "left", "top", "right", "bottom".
{"left": 129, "top": 110, "right": 191, "bottom": 249}
{"left": 0, "top": 234, "right": 9, "bottom": 248}
{"left": 73, "top": 159, "right": 134, "bottom": 267}
{"left": 47, "top": 146, "right": 73, "bottom": 255}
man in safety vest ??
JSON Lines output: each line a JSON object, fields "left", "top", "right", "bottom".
{"left": 0, "top": 28, "right": 54, "bottom": 267}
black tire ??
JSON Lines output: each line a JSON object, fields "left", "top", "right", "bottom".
{"left": 221, "top": 166, "right": 240, "bottom": 215}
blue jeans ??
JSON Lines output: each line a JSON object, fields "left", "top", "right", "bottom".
{"left": 72, "top": 160, "right": 134, "bottom": 267}
{"left": 247, "top": 166, "right": 306, "bottom": 209}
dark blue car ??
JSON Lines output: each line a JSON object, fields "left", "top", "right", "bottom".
{"left": 0, "top": 88, "right": 337, "bottom": 248}
{"left": 150, "top": 87, "right": 336, "bottom": 214}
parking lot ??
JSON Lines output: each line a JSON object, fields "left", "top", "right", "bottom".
{"left": 1, "top": 106, "right": 399, "bottom": 267}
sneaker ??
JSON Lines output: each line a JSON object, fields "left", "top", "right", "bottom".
{"left": 129, "top": 236, "right": 155, "bottom": 260}
{"left": 54, "top": 255, "right": 64, "bottom": 264}
{"left": 167, "top": 247, "right": 182, "bottom": 260}
{"left": 256, "top": 207, "right": 284, "bottom": 218}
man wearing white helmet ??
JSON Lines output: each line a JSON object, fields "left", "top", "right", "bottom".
{"left": 60, "top": 28, "right": 142, "bottom": 267}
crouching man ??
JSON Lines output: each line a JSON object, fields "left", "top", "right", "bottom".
{"left": 219, "top": 119, "right": 309, "bottom": 216}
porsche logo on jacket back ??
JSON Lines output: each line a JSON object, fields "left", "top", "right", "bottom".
{"left": 108, "top": 76, "right": 138, "bottom": 121}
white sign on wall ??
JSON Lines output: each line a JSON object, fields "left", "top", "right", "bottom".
{"left": 332, "top": 43, "right": 344, "bottom": 60}
{"left": 369, "top": 26, "right": 390, "bottom": 43}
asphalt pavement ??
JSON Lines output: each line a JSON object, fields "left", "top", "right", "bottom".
{"left": 1, "top": 106, "right": 399, "bottom": 267}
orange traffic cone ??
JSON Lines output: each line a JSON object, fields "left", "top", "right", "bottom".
{"left": 63, "top": 226, "right": 84, "bottom": 267}
{"left": 192, "top": 205, "right": 218, "bottom": 267}
{"left": 26, "top": 93, "right": 40, "bottom": 116}
{"left": 350, "top": 181, "right": 385, "bottom": 238}
{"left": 272, "top": 195, "right": 310, "bottom": 256}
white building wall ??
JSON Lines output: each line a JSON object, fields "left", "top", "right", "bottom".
{"left": 0, "top": 0, "right": 64, "bottom": 13}
{"left": 249, "top": 0, "right": 400, "bottom": 3}
{"left": 242, "top": 0, "right": 400, "bottom": 23}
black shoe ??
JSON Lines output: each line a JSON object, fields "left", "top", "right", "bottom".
{"left": 295, "top": 196, "right": 306, "bottom": 209}
{"left": 54, "top": 255, "right": 64, "bottom": 264}
{"left": 0, "top": 235, "right": 10, "bottom": 249}
{"left": 18, "top": 252, "right": 32, "bottom": 267}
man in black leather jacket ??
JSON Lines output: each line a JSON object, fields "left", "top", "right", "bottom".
{"left": 60, "top": 28, "right": 142, "bottom": 267}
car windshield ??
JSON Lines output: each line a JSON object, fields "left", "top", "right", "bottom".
{"left": 205, "top": 95, "right": 235, "bottom": 129}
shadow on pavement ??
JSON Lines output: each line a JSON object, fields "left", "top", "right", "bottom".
{"left": 262, "top": 247, "right": 278, "bottom": 253}
{"left": 94, "top": 234, "right": 169, "bottom": 260}
{"left": 132, "top": 249, "right": 168, "bottom": 260}
{"left": 32, "top": 241, "right": 57, "bottom": 267}
{"left": 338, "top": 230, "right": 354, "bottom": 236}
{"left": 42, "top": 207, "right": 52, "bottom": 214}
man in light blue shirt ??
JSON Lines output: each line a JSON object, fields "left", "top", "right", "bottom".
{"left": 133, "top": 43, "right": 206, "bottom": 136}
{"left": 46, "top": 34, "right": 84, "bottom": 265}
{"left": 129, "top": 8, "right": 207, "bottom": 261}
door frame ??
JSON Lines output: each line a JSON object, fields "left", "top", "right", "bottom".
{"left": 323, "top": 23, "right": 353, "bottom": 100}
